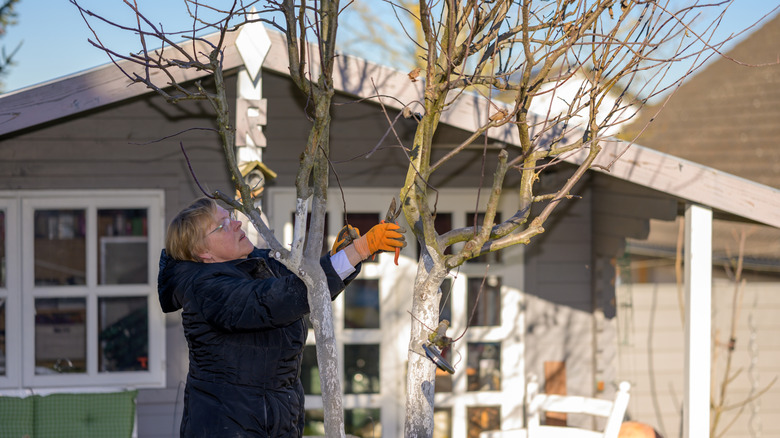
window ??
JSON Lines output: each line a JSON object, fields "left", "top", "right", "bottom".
{"left": 345, "top": 408, "right": 381, "bottom": 437}
{"left": 0, "top": 191, "right": 165, "bottom": 389}
{"left": 344, "top": 344, "right": 380, "bottom": 394}
{"left": 344, "top": 213, "right": 382, "bottom": 264}
{"left": 467, "top": 342, "right": 501, "bottom": 391}
{"left": 344, "top": 279, "right": 380, "bottom": 329}
{"left": 0, "top": 198, "right": 19, "bottom": 385}
{"left": 268, "top": 188, "right": 525, "bottom": 437}
{"left": 467, "top": 276, "right": 502, "bottom": 327}
{"left": 467, "top": 406, "right": 501, "bottom": 438}
{"left": 301, "top": 345, "right": 321, "bottom": 395}
{"left": 466, "top": 212, "right": 502, "bottom": 264}
{"left": 433, "top": 408, "right": 452, "bottom": 438}
{"left": 0, "top": 210, "right": 6, "bottom": 377}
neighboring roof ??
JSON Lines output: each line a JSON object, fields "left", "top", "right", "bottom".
{"left": 2, "top": 25, "right": 780, "bottom": 229}
{"left": 624, "top": 12, "right": 780, "bottom": 189}
{"left": 0, "top": 32, "right": 243, "bottom": 135}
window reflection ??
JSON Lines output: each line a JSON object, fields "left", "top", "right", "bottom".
{"left": 344, "top": 344, "right": 380, "bottom": 394}
{"left": 301, "top": 345, "right": 320, "bottom": 395}
{"left": 467, "top": 342, "right": 501, "bottom": 391}
{"left": 467, "top": 406, "right": 501, "bottom": 438}
{"left": 467, "top": 276, "right": 501, "bottom": 326}
{"left": 344, "top": 279, "right": 379, "bottom": 329}
{"left": 343, "top": 213, "right": 380, "bottom": 263}
{"left": 434, "top": 344, "right": 453, "bottom": 393}
{"left": 439, "top": 277, "right": 453, "bottom": 323}
{"left": 345, "top": 408, "right": 381, "bottom": 438}
{"left": 34, "top": 210, "right": 86, "bottom": 285}
{"left": 0, "top": 298, "right": 5, "bottom": 376}
{"left": 1, "top": 210, "right": 5, "bottom": 288}
{"left": 98, "top": 209, "right": 148, "bottom": 285}
{"left": 35, "top": 298, "right": 86, "bottom": 374}
{"left": 0, "top": 210, "right": 5, "bottom": 376}
{"left": 99, "top": 297, "right": 148, "bottom": 372}
{"left": 303, "top": 409, "right": 325, "bottom": 436}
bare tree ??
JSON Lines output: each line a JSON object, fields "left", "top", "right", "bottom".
{"left": 386, "top": 1, "right": 759, "bottom": 435}
{"left": 72, "top": 0, "right": 765, "bottom": 437}
{"left": 0, "top": 0, "right": 22, "bottom": 90}
{"left": 71, "top": 0, "right": 351, "bottom": 435}
{"left": 709, "top": 230, "right": 777, "bottom": 438}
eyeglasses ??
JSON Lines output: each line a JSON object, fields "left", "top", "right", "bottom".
{"left": 205, "top": 211, "right": 237, "bottom": 237}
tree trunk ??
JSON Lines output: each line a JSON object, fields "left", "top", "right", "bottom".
{"left": 303, "top": 262, "right": 346, "bottom": 437}
{"left": 405, "top": 250, "right": 448, "bottom": 437}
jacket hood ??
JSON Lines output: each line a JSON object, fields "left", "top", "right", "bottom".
{"left": 157, "top": 249, "right": 184, "bottom": 312}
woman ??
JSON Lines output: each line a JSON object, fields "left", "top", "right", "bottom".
{"left": 157, "top": 197, "right": 404, "bottom": 437}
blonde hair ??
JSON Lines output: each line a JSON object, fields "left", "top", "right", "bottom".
{"left": 165, "top": 197, "right": 217, "bottom": 262}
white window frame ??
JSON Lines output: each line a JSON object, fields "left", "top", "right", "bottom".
{"left": 266, "top": 188, "right": 525, "bottom": 438}
{"left": 0, "top": 197, "right": 21, "bottom": 387}
{"left": 0, "top": 190, "right": 166, "bottom": 390}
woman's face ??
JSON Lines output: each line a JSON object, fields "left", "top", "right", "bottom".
{"left": 198, "top": 206, "right": 254, "bottom": 263}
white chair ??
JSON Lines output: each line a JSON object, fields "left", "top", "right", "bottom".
{"left": 480, "top": 376, "right": 631, "bottom": 438}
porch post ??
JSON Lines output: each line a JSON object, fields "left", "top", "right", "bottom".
{"left": 683, "top": 203, "right": 712, "bottom": 438}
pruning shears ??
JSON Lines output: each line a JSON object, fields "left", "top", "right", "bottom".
{"left": 382, "top": 197, "right": 402, "bottom": 265}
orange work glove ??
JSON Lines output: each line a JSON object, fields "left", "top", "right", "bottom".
{"left": 353, "top": 222, "right": 406, "bottom": 260}
{"left": 331, "top": 225, "right": 360, "bottom": 256}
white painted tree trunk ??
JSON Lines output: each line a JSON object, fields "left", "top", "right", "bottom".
{"left": 303, "top": 264, "right": 346, "bottom": 438}
{"left": 405, "top": 251, "right": 448, "bottom": 438}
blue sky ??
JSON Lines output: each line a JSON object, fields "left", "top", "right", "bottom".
{"left": 1, "top": 1, "right": 779, "bottom": 94}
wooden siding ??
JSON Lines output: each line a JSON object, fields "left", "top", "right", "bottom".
{"left": 260, "top": 71, "right": 522, "bottom": 190}
{"left": 523, "top": 167, "right": 595, "bottom": 407}
{"left": 0, "top": 78, "right": 237, "bottom": 220}
{"left": 0, "top": 76, "right": 238, "bottom": 437}
{"left": 618, "top": 282, "right": 780, "bottom": 438}
{"left": 136, "top": 389, "right": 184, "bottom": 438}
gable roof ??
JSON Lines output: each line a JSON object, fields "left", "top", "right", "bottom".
{"left": 2, "top": 25, "right": 779, "bottom": 229}
{"left": 624, "top": 12, "right": 780, "bottom": 188}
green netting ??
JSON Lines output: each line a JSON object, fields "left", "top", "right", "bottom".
{"left": 32, "top": 390, "right": 136, "bottom": 438}
{"left": 0, "top": 395, "right": 35, "bottom": 437}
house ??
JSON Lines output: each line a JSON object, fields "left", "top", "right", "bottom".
{"left": 1, "top": 19, "right": 778, "bottom": 438}
{"left": 616, "top": 12, "right": 780, "bottom": 438}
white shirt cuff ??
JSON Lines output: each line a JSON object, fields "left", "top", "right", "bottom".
{"left": 330, "top": 250, "right": 356, "bottom": 280}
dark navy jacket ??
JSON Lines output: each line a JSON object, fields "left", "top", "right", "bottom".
{"left": 157, "top": 248, "right": 358, "bottom": 437}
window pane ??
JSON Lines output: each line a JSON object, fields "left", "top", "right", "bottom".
{"left": 0, "top": 298, "right": 5, "bottom": 376}
{"left": 99, "top": 297, "right": 148, "bottom": 372}
{"left": 34, "top": 210, "right": 86, "bottom": 285}
{"left": 1, "top": 210, "right": 5, "bottom": 288}
{"left": 439, "top": 277, "right": 453, "bottom": 323}
{"left": 465, "top": 212, "right": 502, "bottom": 264}
{"left": 343, "top": 213, "right": 380, "bottom": 263}
{"left": 98, "top": 209, "right": 148, "bottom": 285}
{"left": 345, "top": 408, "right": 380, "bottom": 438}
{"left": 344, "top": 279, "right": 379, "bottom": 329}
{"left": 344, "top": 344, "right": 379, "bottom": 394}
{"left": 417, "top": 213, "right": 452, "bottom": 256}
{"left": 433, "top": 346, "right": 453, "bottom": 393}
{"left": 35, "top": 298, "right": 86, "bottom": 374}
{"left": 433, "top": 408, "right": 452, "bottom": 438}
{"left": 304, "top": 409, "right": 325, "bottom": 436}
{"left": 301, "top": 345, "right": 321, "bottom": 395}
{"left": 467, "top": 406, "right": 501, "bottom": 438}
{"left": 467, "top": 276, "right": 501, "bottom": 326}
{"left": 467, "top": 342, "right": 501, "bottom": 391}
